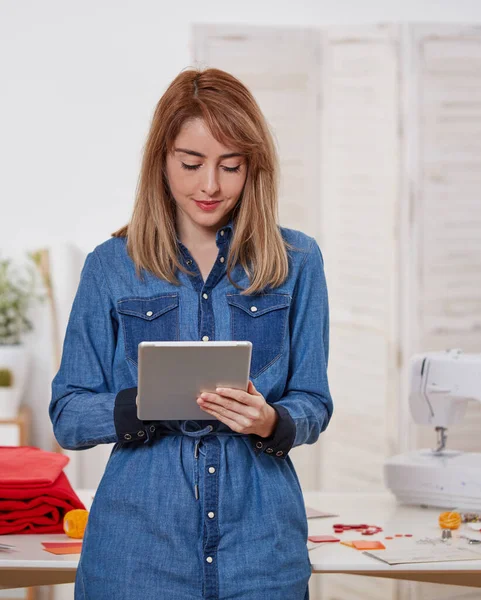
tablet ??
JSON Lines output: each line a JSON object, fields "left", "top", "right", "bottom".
{"left": 137, "top": 341, "right": 252, "bottom": 420}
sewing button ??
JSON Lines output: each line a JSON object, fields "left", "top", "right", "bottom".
{"left": 124, "top": 433, "right": 132, "bottom": 441}
{"left": 276, "top": 451, "right": 284, "bottom": 456}
{"left": 186, "top": 259, "right": 193, "bottom": 265}
{"left": 266, "top": 448, "right": 274, "bottom": 453}
{"left": 146, "top": 311, "right": 153, "bottom": 317}
{"left": 137, "top": 430, "right": 145, "bottom": 437}
{"left": 203, "top": 293, "right": 208, "bottom": 299}
{"left": 149, "top": 425, "right": 156, "bottom": 433}
{"left": 208, "top": 512, "right": 215, "bottom": 519}
{"left": 219, "top": 257, "right": 225, "bottom": 263}
{"left": 220, "top": 230, "right": 224, "bottom": 236}
{"left": 208, "top": 467, "right": 216, "bottom": 474}
{"left": 250, "top": 306, "right": 257, "bottom": 312}
{"left": 206, "top": 556, "right": 213, "bottom": 563}
{"left": 256, "top": 441, "right": 263, "bottom": 449}
{"left": 202, "top": 336, "right": 210, "bottom": 341}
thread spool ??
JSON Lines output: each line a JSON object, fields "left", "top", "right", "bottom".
{"left": 63, "top": 509, "right": 89, "bottom": 539}
{"left": 438, "top": 511, "right": 461, "bottom": 530}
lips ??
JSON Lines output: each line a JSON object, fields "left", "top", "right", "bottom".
{"left": 193, "top": 199, "right": 221, "bottom": 212}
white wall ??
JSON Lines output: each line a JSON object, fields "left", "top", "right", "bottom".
{"left": 2, "top": 0, "right": 481, "bottom": 257}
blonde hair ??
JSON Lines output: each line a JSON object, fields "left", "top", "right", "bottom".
{"left": 112, "top": 67, "right": 294, "bottom": 295}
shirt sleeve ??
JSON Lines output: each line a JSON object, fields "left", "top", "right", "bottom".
{"left": 49, "top": 250, "right": 141, "bottom": 450}
{"left": 248, "top": 404, "right": 296, "bottom": 459}
{"left": 252, "top": 238, "right": 333, "bottom": 459}
{"left": 114, "top": 386, "right": 153, "bottom": 443}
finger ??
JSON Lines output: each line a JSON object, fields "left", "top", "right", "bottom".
{"left": 215, "top": 386, "right": 261, "bottom": 407}
{"left": 198, "top": 394, "right": 258, "bottom": 419}
{"left": 199, "top": 403, "right": 251, "bottom": 433}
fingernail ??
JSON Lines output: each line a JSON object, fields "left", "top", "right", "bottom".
{"left": 216, "top": 387, "right": 224, "bottom": 393}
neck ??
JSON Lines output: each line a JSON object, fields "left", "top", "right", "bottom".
{"left": 176, "top": 210, "right": 231, "bottom": 249}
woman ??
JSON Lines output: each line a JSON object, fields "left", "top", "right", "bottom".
{"left": 49, "top": 67, "right": 333, "bottom": 600}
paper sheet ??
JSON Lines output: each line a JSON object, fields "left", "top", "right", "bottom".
{"left": 306, "top": 506, "right": 339, "bottom": 519}
{"left": 364, "top": 544, "right": 481, "bottom": 565}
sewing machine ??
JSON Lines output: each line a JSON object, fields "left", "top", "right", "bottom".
{"left": 384, "top": 349, "right": 481, "bottom": 510}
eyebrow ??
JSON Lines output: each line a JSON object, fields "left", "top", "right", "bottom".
{"left": 174, "top": 147, "right": 243, "bottom": 159}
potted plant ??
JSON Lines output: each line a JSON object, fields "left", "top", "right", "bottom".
{"left": 0, "top": 253, "right": 45, "bottom": 419}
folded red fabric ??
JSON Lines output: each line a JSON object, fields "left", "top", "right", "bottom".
{"left": 0, "top": 446, "right": 86, "bottom": 534}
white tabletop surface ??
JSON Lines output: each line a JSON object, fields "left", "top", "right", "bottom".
{"left": 303, "top": 491, "right": 481, "bottom": 575}
{"left": 0, "top": 489, "right": 95, "bottom": 571}
{"left": 1, "top": 489, "right": 481, "bottom": 578}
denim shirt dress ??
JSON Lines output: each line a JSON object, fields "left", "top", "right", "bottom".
{"left": 49, "top": 221, "right": 333, "bottom": 600}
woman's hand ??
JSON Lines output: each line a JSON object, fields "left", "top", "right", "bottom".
{"left": 196, "top": 380, "right": 278, "bottom": 438}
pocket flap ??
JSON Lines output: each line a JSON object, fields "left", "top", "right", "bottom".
{"left": 117, "top": 294, "right": 179, "bottom": 321}
{"left": 226, "top": 293, "right": 290, "bottom": 317}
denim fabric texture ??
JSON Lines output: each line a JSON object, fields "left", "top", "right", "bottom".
{"left": 49, "top": 220, "right": 333, "bottom": 600}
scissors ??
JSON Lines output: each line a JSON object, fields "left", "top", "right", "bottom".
{"left": 460, "top": 535, "right": 481, "bottom": 545}
{"left": 0, "top": 543, "right": 15, "bottom": 550}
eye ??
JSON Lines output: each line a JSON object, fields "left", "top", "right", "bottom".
{"left": 180, "top": 162, "right": 242, "bottom": 173}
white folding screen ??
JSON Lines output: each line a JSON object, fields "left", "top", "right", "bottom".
{"left": 191, "top": 22, "right": 481, "bottom": 600}
{"left": 319, "top": 24, "right": 401, "bottom": 500}
{"left": 401, "top": 23, "right": 481, "bottom": 600}
{"left": 317, "top": 23, "right": 401, "bottom": 600}
{"left": 191, "top": 24, "right": 324, "bottom": 493}
{"left": 409, "top": 24, "right": 481, "bottom": 457}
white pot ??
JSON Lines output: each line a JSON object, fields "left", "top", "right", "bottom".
{"left": 0, "top": 345, "right": 30, "bottom": 419}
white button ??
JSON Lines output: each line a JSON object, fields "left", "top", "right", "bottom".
{"left": 220, "top": 230, "right": 224, "bottom": 236}
{"left": 202, "top": 336, "right": 209, "bottom": 342}
{"left": 203, "top": 293, "right": 208, "bottom": 299}
{"left": 206, "top": 556, "right": 213, "bottom": 563}
{"left": 256, "top": 441, "right": 263, "bottom": 449}
{"left": 208, "top": 512, "right": 215, "bottom": 519}
{"left": 219, "top": 257, "right": 225, "bottom": 263}
{"left": 124, "top": 433, "right": 132, "bottom": 441}
{"left": 208, "top": 467, "right": 216, "bottom": 474}
{"left": 250, "top": 306, "right": 257, "bottom": 312}
{"left": 146, "top": 311, "right": 153, "bottom": 317}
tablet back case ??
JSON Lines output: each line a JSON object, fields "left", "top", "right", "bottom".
{"left": 137, "top": 341, "right": 252, "bottom": 420}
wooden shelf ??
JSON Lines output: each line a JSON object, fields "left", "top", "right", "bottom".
{"left": 0, "top": 405, "right": 31, "bottom": 446}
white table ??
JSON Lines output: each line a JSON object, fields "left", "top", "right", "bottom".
{"left": 304, "top": 491, "right": 481, "bottom": 588}
{"left": 0, "top": 490, "right": 94, "bottom": 590}
{"left": 1, "top": 491, "right": 480, "bottom": 590}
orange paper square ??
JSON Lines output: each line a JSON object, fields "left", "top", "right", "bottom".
{"left": 42, "top": 542, "right": 83, "bottom": 555}
{"left": 351, "top": 540, "right": 386, "bottom": 550}
{"left": 43, "top": 545, "right": 82, "bottom": 555}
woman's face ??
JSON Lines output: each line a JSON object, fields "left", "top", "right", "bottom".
{"left": 165, "top": 118, "right": 247, "bottom": 237}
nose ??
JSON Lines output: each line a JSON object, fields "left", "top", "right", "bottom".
{"left": 200, "top": 165, "right": 220, "bottom": 197}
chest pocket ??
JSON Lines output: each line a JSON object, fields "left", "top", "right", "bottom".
{"left": 227, "top": 293, "right": 291, "bottom": 379}
{"left": 117, "top": 294, "right": 179, "bottom": 365}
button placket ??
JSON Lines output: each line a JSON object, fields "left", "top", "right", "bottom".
{"left": 202, "top": 437, "right": 221, "bottom": 598}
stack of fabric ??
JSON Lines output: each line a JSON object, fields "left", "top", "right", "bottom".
{"left": 0, "top": 446, "right": 86, "bottom": 534}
